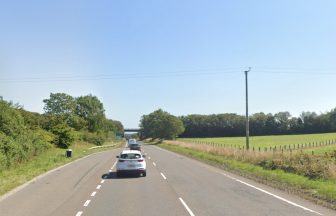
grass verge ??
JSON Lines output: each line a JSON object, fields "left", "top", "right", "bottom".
{"left": 157, "top": 142, "right": 336, "bottom": 210}
{"left": 0, "top": 141, "right": 123, "bottom": 196}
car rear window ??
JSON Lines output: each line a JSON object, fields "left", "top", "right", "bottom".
{"left": 120, "top": 153, "right": 141, "bottom": 159}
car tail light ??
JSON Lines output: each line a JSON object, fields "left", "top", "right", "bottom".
{"left": 138, "top": 159, "right": 144, "bottom": 162}
{"left": 119, "top": 159, "right": 125, "bottom": 162}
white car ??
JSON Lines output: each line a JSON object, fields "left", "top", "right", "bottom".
{"left": 116, "top": 150, "right": 146, "bottom": 177}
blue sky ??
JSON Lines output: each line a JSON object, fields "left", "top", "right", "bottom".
{"left": 0, "top": 0, "right": 335, "bottom": 127}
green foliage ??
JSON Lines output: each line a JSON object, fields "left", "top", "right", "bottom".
{"left": 0, "top": 99, "right": 52, "bottom": 170}
{"left": 50, "top": 124, "right": 75, "bottom": 148}
{"left": 41, "top": 93, "right": 124, "bottom": 145}
{"left": 43, "top": 93, "right": 75, "bottom": 115}
{"left": 80, "top": 131, "right": 106, "bottom": 146}
{"left": 180, "top": 109, "right": 336, "bottom": 137}
{"left": 75, "top": 94, "right": 105, "bottom": 132}
{"left": 140, "top": 109, "right": 185, "bottom": 139}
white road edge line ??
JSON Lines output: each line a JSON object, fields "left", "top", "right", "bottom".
{"left": 0, "top": 151, "right": 106, "bottom": 202}
{"left": 153, "top": 162, "right": 156, "bottom": 166}
{"left": 153, "top": 145, "right": 323, "bottom": 215}
{"left": 75, "top": 211, "right": 83, "bottom": 216}
{"left": 83, "top": 200, "right": 91, "bottom": 207}
{"left": 91, "top": 191, "right": 97, "bottom": 197}
{"left": 96, "top": 185, "right": 101, "bottom": 189}
{"left": 100, "top": 180, "right": 105, "bottom": 184}
{"left": 160, "top": 172, "right": 167, "bottom": 180}
{"left": 179, "top": 198, "right": 195, "bottom": 216}
{"left": 221, "top": 173, "right": 322, "bottom": 215}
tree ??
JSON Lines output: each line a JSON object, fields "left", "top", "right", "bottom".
{"left": 140, "top": 109, "right": 184, "bottom": 139}
{"left": 43, "top": 93, "right": 75, "bottom": 115}
{"left": 75, "top": 95, "right": 105, "bottom": 132}
{"left": 51, "top": 123, "right": 75, "bottom": 148}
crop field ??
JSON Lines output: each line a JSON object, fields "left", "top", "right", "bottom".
{"left": 178, "top": 132, "right": 336, "bottom": 152}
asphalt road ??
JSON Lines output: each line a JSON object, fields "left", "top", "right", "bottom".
{"left": 0, "top": 144, "right": 335, "bottom": 216}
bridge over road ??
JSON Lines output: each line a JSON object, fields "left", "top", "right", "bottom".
{"left": 124, "top": 128, "right": 140, "bottom": 133}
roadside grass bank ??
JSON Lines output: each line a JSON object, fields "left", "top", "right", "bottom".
{"left": 155, "top": 141, "right": 336, "bottom": 210}
{"left": 0, "top": 141, "right": 123, "bottom": 196}
{"left": 178, "top": 132, "right": 336, "bottom": 149}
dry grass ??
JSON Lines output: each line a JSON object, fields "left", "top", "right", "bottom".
{"left": 165, "top": 140, "right": 336, "bottom": 181}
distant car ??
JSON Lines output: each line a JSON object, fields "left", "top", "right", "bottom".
{"left": 128, "top": 139, "right": 137, "bottom": 145}
{"left": 129, "top": 143, "right": 141, "bottom": 151}
{"left": 116, "top": 150, "right": 146, "bottom": 177}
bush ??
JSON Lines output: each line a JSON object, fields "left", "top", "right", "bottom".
{"left": 51, "top": 124, "right": 75, "bottom": 148}
{"left": 80, "top": 131, "right": 106, "bottom": 146}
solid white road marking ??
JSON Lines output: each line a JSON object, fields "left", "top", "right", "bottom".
{"left": 75, "top": 211, "right": 83, "bottom": 216}
{"left": 153, "top": 145, "right": 322, "bottom": 215}
{"left": 91, "top": 191, "right": 97, "bottom": 197}
{"left": 96, "top": 185, "right": 101, "bottom": 189}
{"left": 220, "top": 172, "right": 322, "bottom": 215}
{"left": 83, "top": 200, "right": 91, "bottom": 207}
{"left": 148, "top": 156, "right": 151, "bottom": 160}
{"left": 179, "top": 198, "right": 195, "bottom": 216}
{"left": 153, "top": 162, "right": 156, "bottom": 166}
{"left": 160, "top": 172, "right": 167, "bottom": 180}
{"left": 100, "top": 180, "right": 105, "bottom": 184}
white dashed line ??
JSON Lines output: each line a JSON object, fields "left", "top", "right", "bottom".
{"left": 100, "top": 180, "right": 105, "bottom": 184}
{"left": 160, "top": 172, "right": 167, "bottom": 180}
{"left": 75, "top": 211, "right": 83, "bottom": 216}
{"left": 91, "top": 191, "right": 97, "bottom": 197}
{"left": 154, "top": 145, "right": 322, "bottom": 215}
{"left": 152, "top": 162, "right": 156, "bottom": 166}
{"left": 83, "top": 200, "right": 91, "bottom": 207}
{"left": 96, "top": 185, "right": 101, "bottom": 189}
{"left": 179, "top": 198, "right": 195, "bottom": 216}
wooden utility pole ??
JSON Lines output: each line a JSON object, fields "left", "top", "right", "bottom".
{"left": 244, "top": 67, "right": 251, "bottom": 150}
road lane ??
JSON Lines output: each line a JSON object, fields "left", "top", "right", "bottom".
{"left": 1, "top": 143, "right": 335, "bottom": 216}
{"left": 144, "top": 145, "right": 335, "bottom": 216}
{"left": 0, "top": 149, "right": 119, "bottom": 216}
{"left": 83, "top": 153, "right": 188, "bottom": 216}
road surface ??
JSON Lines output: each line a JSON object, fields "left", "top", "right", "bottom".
{"left": 0, "top": 144, "right": 335, "bottom": 216}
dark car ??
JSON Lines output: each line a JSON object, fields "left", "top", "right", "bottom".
{"left": 129, "top": 143, "right": 141, "bottom": 151}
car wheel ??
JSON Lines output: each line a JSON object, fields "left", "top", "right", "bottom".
{"left": 142, "top": 171, "right": 146, "bottom": 177}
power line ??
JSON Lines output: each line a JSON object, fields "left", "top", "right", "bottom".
{"left": 1, "top": 67, "right": 336, "bottom": 83}
{"left": 0, "top": 68, "right": 242, "bottom": 83}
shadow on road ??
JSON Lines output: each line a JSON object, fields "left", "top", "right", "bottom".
{"left": 101, "top": 172, "right": 142, "bottom": 179}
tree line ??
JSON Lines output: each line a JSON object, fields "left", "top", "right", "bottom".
{"left": 0, "top": 93, "right": 123, "bottom": 170}
{"left": 180, "top": 110, "right": 336, "bottom": 137}
{"left": 140, "top": 109, "right": 336, "bottom": 139}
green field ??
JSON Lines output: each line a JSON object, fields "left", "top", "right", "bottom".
{"left": 178, "top": 132, "right": 336, "bottom": 150}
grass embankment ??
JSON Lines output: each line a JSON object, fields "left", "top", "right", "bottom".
{"left": 157, "top": 142, "right": 336, "bottom": 209}
{"left": 0, "top": 141, "right": 123, "bottom": 196}
{"left": 179, "top": 132, "right": 336, "bottom": 149}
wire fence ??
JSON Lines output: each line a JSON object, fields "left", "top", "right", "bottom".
{"left": 189, "top": 139, "right": 336, "bottom": 154}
